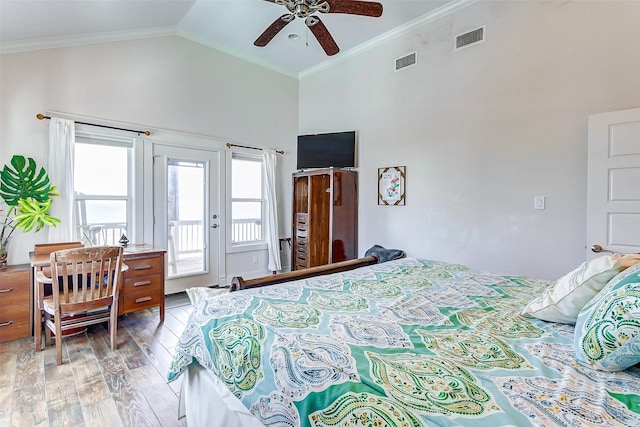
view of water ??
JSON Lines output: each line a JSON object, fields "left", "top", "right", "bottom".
{"left": 83, "top": 200, "right": 126, "bottom": 224}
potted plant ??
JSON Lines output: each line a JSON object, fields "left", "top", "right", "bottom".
{"left": 0, "top": 155, "right": 60, "bottom": 269}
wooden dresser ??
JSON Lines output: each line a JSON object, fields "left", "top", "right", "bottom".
{"left": 0, "top": 264, "right": 31, "bottom": 342}
{"left": 119, "top": 247, "right": 166, "bottom": 321}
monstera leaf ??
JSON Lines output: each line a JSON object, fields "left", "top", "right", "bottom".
{"left": 13, "top": 198, "right": 61, "bottom": 232}
{"left": 0, "top": 155, "right": 59, "bottom": 237}
{"left": 0, "top": 155, "right": 54, "bottom": 206}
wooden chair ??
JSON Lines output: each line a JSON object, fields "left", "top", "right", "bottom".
{"left": 33, "top": 241, "right": 84, "bottom": 353}
{"left": 36, "top": 246, "right": 124, "bottom": 365}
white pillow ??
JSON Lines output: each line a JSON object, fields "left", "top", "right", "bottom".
{"left": 521, "top": 254, "right": 640, "bottom": 324}
{"left": 186, "top": 286, "right": 229, "bottom": 306}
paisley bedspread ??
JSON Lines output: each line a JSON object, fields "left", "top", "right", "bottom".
{"left": 167, "top": 258, "right": 640, "bottom": 426}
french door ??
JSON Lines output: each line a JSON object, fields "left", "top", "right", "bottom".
{"left": 153, "top": 144, "right": 221, "bottom": 294}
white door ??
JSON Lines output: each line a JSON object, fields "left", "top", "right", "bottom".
{"left": 587, "top": 107, "right": 640, "bottom": 258}
{"left": 153, "top": 144, "right": 221, "bottom": 294}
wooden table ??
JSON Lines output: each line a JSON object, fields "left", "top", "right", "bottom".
{"left": 31, "top": 244, "right": 166, "bottom": 351}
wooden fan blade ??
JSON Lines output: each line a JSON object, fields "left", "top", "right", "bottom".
{"left": 254, "top": 14, "right": 294, "bottom": 47}
{"left": 324, "top": 0, "right": 383, "bottom": 17}
{"left": 306, "top": 16, "right": 339, "bottom": 56}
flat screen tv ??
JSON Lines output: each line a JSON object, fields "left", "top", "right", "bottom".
{"left": 297, "top": 131, "right": 356, "bottom": 170}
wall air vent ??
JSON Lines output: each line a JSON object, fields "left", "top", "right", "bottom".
{"left": 454, "top": 25, "right": 485, "bottom": 51}
{"left": 395, "top": 52, "right": 417, "bottom": 72}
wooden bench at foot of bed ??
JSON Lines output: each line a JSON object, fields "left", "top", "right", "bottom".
{"left": 230, "top": 255, "right": 379, "bottom": 292}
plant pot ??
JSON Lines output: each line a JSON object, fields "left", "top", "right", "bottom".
{"left": 0, "top": 241, "right": 9, "bottom": 270}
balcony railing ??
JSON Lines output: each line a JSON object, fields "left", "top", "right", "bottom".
{"left": 79, "top": 222, "right": 127, "bottom": 246}
{"left": 232, "top": 218, "right": 262, "bottom": 243}
{"left": 79, "top": 218, "right": 263, "bottom": 251}
{"left": 169, "top": 220, "right": 203, "bottom": 256}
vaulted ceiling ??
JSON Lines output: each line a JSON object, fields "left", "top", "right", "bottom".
{"left": 0, "top": 0, "right": 468, "bottom": 77}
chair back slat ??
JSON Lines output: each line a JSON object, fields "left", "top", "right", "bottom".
{"left": 89, "top": 259, "right": 97, "bottom": 301}
{"left": 62, "top": 261, "right": 70, "bottom": 304}
{"left": 104, "top": 258, "right": 113, "bottom": 298}
{"left": 73, "top": 260, "right": 80, "bottom": 302}
{"left": 82, "top": 259, "right": 90, "bottom": 301}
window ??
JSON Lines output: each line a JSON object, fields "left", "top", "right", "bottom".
{"left": 74, "top": 135, "right": 133, "bottom": 245}
{"left": 231, "top": 154, "right": 264, "bottom": 245}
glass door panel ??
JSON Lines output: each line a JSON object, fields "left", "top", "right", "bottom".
{"left": 167, "top": 159, "right": 205, "bottom": 277}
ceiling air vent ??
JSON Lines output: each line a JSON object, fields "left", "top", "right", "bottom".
{"left": 395, "top": 52, "right": 417, "bottom": 72}
{"left": 454, "top": 25, "right": 485, "bottom": 51}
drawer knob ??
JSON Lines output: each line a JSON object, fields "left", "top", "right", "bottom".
{"left": 0, "top": 288, "right": 13, "bottom": 294}
{"left": 133, "top": 264, "right": 152, "bottom": 271}
{"left": 0, "top": 320, "right": 14, "bottom": 327}
{"left": 134, "top": 296, "right": 153, "bottom": 304}
{"left": 133, "top": 280, "right": 152, "bottom": 287}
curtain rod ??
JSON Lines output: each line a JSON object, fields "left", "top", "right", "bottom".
{"left": 226, "top": 142, "right": 284, "bottom": 155}
{"left": 36, "top": 113, "right": 151, "bottom": 136}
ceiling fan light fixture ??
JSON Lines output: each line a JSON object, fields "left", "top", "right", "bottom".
{"left": 294, "top": 3, "right": 311, "bottom": 17}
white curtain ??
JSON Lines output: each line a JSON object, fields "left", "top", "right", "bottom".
{"left": 262, "top": 149, "right": 281, "bottom": 272}
{"left": 48, "top": 117, "right": 75, "bottom": 242}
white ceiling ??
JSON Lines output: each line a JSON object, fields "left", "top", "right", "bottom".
{"left": 0, "top": 0, "right": 466, "bottom": 77}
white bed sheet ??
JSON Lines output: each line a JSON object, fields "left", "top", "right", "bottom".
{"left": 181, "top": 364, "right": 265, "bottom": 427}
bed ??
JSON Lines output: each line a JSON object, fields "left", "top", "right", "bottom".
{"left": 167, "top": 256, "right": 640, "bottom": 426}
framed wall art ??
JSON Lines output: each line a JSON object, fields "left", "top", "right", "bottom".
{"left": 378, "top": 166, "right": 406, "bottom": 205}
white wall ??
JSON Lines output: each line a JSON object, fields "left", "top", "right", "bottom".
{"left": 0, "top": 36, "right": 298, "bottom": 279}
{"left": 299, "top": 0, "right": 640, "bottom": 279}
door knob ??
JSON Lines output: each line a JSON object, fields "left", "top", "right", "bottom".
{"left": 591, "top": 244, "right": 613, "bottom": 253}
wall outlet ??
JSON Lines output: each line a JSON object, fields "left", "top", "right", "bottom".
{"left": 534, "top": 196, "right": 546, "bottom": 210}
{"left": 252, "top": 255, "right": 258, "bottom": 264}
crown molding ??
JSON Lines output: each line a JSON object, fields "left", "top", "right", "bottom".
{"left": 299, "top": 0, "right": 478, "bottom": 79}
{"left": 0, "top": 26, "right": 177, "bottom": 55}
{"left": 0, "top": 0, "right": 477, "bottom": 79}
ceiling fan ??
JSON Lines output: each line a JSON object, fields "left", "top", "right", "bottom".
{"left": 254, "top": 0, "right": 383, "bottom": 56}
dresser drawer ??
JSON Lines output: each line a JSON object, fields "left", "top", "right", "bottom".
{"left": 0, "top": 281, "right": 29, "bottom": 306}
{"left": 0, "top": 304, "right": 30, "bottom": 342}
{"left": 122, "top": 285, "right": 163, "bottom": 312}
{"left": 124, "top": 256, "right": 162, "bottom": 278}
{"left": 122, "top": 273, "right": 162, "bottom": 293}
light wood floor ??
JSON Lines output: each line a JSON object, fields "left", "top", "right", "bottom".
{"left": 0, "top": 294, "right": 192, "bottom": 427}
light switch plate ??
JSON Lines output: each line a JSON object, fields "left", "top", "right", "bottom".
{"left": 534, "top": 196, "right": 546, "bottom": 210}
